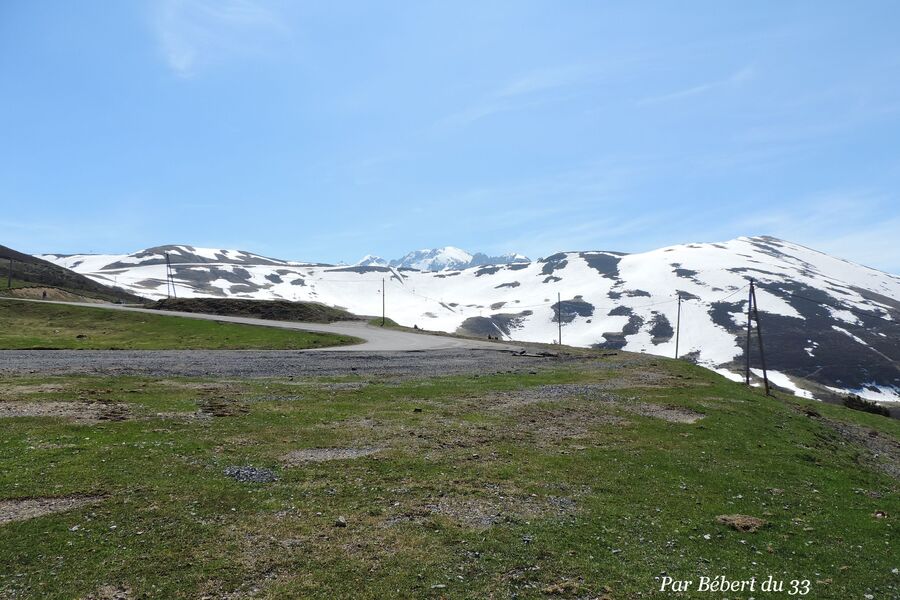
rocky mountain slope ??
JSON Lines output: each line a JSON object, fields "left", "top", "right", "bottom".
{"left": 39, "top": 237, "right": 900, "bottom": 402}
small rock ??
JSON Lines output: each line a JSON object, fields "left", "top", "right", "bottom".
{"left": 413, "top": 407, "right": 423, "bottom": 413}
{"left": 334, "top": 516, "right": 347, "bottom": 527}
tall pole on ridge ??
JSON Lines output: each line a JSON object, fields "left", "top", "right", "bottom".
{"left": 750, "top": 281, "right": 770, "bottom": 395}
{"left": 165, "top": 252, "right": 177, "bottom": 299}
{"left": 675, "top": 292, "right": 681, "bottom": 359}
{"left": 382, "top": 277, "right": 385, "bottom": 327}
{"left": 557, "top": 292, "right": 562, "bottom": 345}
{"left": 7, "top": 258, "right": 11, "bottom": 289}
{"left": 745, "top": 281, "right": 753, "bottom": 385}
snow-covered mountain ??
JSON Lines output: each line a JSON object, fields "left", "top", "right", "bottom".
{"left": 40, "top": 237, "right": 900, "bottom": 402}
{"left": 356, "top": 255, "right": 388, "bottom": 267}
{"left": 354, "top": 247, "right": 530, "bottom": 271}
{"left": 389, "top": 246, "right": 474, "bottom": 271}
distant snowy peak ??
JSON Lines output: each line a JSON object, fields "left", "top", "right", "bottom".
{"left": 470, "top": 252, "right": 531, "bottom": 268}
{"left": 385, "top": 246, "right": 531, "bottom": 271}
{"left": 356, "top": 254, "right": 388, "bottom": 267}
{"left": 390, "top": 246, "right": 472, "bottom": 271}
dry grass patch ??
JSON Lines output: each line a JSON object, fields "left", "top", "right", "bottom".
{"left": 282, "top": 447, "right": 382, "bottom": 465}
{"left": 821, "top": 417, "right": 900, "bottom": 481}
{"left": 0, "top": 495, "right": 105, "bottom": 525}
{"left": 0, "top": 401, "right": 129, "bottom": 422}
{"left": 618, "top": 402, "right": 704, "bottom": 424}
{"left": 2, "top": 383, "right": 68, "bottom": 396}
{"left": 716, "top": 514, "right": 768, "bottom": 532}
{"left": 82, "top": 584, "right": 132, "bottom": 600}
{"left": 384, "top": 484, "right": 578, "bottom": 530}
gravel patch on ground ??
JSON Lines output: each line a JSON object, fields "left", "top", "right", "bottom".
{"left": 619, "top": 402, "right": 705, "bottom": 423}
{"left": 224, "top": 466, "right": 278, "bottom": 484}
{"left": 0, "top": 349, "right": 560, "bottom": 378}
{"left": 82, "top": 585, "right": 132, "bottom": 600}
{"left": 2, "top": 383, "right": 67, "bottom": 395}
{"left": 0, "top": 401, "right": 129, "bottom": 423}
{"left": 489, "top": 383, "right": 619, "bottom": 409}
{"left": 0, "top": 495, "right": 105, "bottom": 525}
{"left": 823, "top": 417, "right": 900, "bottom": 480}
{"left": 385, "top": 491, "right": 577, "bottom": 530}
{"left": 272, "top": 380, "right": 371, "bottom": 391}
{"left": 282, "top": 447, "right": 382, "bottom": 465}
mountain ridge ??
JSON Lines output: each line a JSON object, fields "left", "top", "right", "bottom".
{"left": 38, "top": 236, "right": 900, "bottom": 402}
{"left": 354, "top": 246, "right": 531, "bottom": 271}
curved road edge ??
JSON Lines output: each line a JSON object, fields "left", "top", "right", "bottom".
{"left": 0, "top": 297, "right": 523, "bottom": 352}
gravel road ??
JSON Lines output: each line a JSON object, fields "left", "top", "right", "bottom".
{"left": 1, "top": 298, "right": 559, "bottom": 378}
{"left": 0, "top": 349, "right": 560, "bottom": 378}
{"left": 1, "top": 298, "right": 519, "bottom": 352}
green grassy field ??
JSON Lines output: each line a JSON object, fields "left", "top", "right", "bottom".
{"left": 151, "top": 297, "right": 360, "bottom": 323}
{"left": 0, "top": 301, "right": 360, "bottom": 350}
{"left": 0, "top": 353, "right": 896, "bottom": 598}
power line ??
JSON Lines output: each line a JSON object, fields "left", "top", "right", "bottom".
{"left": 755, "top": 281, "right": 897, "bottom": 324}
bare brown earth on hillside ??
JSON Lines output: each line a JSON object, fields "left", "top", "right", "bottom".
{"left": 2, "top": 287, "right": 107, "bottom": 303}
{"left": 0, "top": 495, "right": 105, "bottom": 526}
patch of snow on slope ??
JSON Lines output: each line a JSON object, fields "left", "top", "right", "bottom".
{"left": 827, "top": 385, "right": 900, "bottom": 403}
{"left": 831, "top": 325, "right": 868, "bottom": 346}
{"left": 752, "top": 369, "right": 814, "bottom": 399}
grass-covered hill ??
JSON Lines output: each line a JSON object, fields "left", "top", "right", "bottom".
{"left": 0, "top": 351, "right": 897, "bottom": 598}
{"left": 0, "top": 300, "right": 360, "bottom": 350}
{"left": 0, "top": 244, "right": 142, "bottom": 303}
{"left": 149, "top": 297, "right": 361, "bottom": 323}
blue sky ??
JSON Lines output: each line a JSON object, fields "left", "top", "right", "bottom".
{"left": 2, "top": 1, "right": 899, "bottom": 271}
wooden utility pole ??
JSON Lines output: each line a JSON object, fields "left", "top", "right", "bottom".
{"left": 750, "top": 281, "right": 770, "bottom": 395}
{"left": 745, "top": 284, "right": 752, "bottom": 385}
{"left": 675, "top": 293, "right": 681, "bottom": 359}
{"left": 744, "top": 279, "right": 771, "bottom": 395}
{"left": 557, "top": 292, "right": 562, "bottom": 345}
{"left": 165, "top": 253, "right": 171, "bottom": 299}
{"left": 381, "top": 277, "right": 385, "bottom": 327}
{"left": 165, "top": 252, "right": 177, "bottom": 299}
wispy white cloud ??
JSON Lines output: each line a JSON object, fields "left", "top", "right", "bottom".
{"left": 493, "top": 65, "right": 590, "bottom": 98}
{"left": 152, "top": 0, "right": 288, "bottom": 77}
{"left": 435, "top": 64, "right": 595, "bottom": 129}
{"left": 638, "top": 65, "right": 755, "bottom": 106}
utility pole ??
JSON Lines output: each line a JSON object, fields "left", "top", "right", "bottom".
{"left": 675, "top": 292, "right": 681, "bottom": 359}
{"left": 381, "top": 277, "right": 385, "bottom": 327}
{"left": 750, "top": 280, "right": 770, "bottom": 395}
{"left": 743, "top": 279, "right": 771, "bottom": 395}
{"left": 165, "top": 253, "right": 171, "bottom": 299}
{"left": 745, "top": 283, "right": 752, "bottom": 385}
{"left": 165, "top": 253, "right": 177, "bottom": 299}
{"left": 6, "top": 258, "right": 11, "bottom": 289}
{"left": 557, "top": 292, "right": 562, "bottom": 345}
